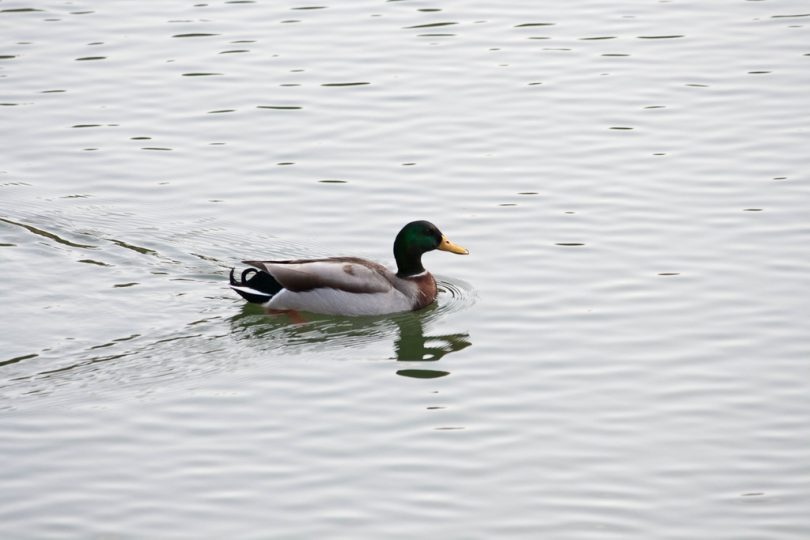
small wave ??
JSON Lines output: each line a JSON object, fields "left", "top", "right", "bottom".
{"left": 429, "top": 275, "right": 477, "bottom": 320}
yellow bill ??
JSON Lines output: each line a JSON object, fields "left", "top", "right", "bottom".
{"left": 438, "top": 235, "right": 469, "bottom": 255}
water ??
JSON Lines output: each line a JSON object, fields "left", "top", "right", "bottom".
{"left": 2, "top": 0, "right": 809, "bottom": 538}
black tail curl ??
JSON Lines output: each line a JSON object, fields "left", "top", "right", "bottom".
{"left": 229, "top": 267, "right": 284, "bottom": 304}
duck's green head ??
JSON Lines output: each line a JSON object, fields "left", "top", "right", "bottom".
{"left": 394, "top": 220, "right": 468, "bottom": 277}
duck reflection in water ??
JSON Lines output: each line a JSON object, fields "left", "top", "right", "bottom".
{"left": 391, "top": 315, "right": 471, "bottom": 379}
{"left": 229, "top": 303, "right": 471, "bottom": 379}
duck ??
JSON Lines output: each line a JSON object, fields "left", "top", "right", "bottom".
{"left": 229, "top": 220, "right": 468, "bottom": 316}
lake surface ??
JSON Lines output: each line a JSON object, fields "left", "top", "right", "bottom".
{"left": 2, "top": 0, "right": 809, "bottom": 538}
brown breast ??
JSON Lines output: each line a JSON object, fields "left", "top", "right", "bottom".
{"left": 409, "top": 272, "right": 438, "bottom": 311}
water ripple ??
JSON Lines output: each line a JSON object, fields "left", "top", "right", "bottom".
{"left": 1, "top": 0, "right": 809, "bottom": 537}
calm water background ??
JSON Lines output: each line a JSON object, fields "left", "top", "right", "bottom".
{"left": 2, "top": 0, "right": 809, "bottom": 538}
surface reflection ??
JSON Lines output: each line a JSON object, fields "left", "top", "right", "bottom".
{"left": 391, "top": 316, "right": 471, "bottom": 379}
{"left": 229, "top": 303, "right": 471, "bottom": 377}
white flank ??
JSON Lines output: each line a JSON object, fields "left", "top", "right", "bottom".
{"left": 267, "top": 287, "right": 413, "bottom": 316}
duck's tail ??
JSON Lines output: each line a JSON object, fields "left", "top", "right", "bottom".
{"left": 229, "top": 267, "right": 283, "bottom": 304}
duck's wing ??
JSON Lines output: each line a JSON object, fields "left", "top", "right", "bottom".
{"left": 243, "top": 257, "right": 394, "bottom": 294}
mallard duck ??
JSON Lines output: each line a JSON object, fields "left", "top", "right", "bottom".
{"left": 229, "top": 220, "right": 468, "bottom": 316}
